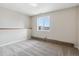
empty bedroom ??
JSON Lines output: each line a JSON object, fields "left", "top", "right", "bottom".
{"left": 0, "top": 3, "right": 79, "bottom": 56}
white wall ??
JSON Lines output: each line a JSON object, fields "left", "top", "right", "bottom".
{"left": 31, "top": 7, "right": 77, "bottom": 44}
{"left": 0, "top": 7, "right": 31, "bottom": 46}
{"left": 0, "top": 29, "right": 27, "bottom": 46}
{"left": 0, "top": 7, "right": 30, "bottom": 28}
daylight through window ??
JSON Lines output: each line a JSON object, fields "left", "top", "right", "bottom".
{"left": 37, "top": 16, "right": 50, "bottom": 31}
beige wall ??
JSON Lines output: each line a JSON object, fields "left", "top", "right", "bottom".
{"left": 77, "top": 6, "right": 79, "bottom": 49}
{"left": 31, "top": 7, "right": 77, "bottom": 45}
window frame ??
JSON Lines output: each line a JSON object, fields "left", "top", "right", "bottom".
{"left": 37, "top": 16, "right": 50, "bottom": 31}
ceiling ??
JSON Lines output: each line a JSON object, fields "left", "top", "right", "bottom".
{"left": 0, "top": 3, "right": 78, "bottom": 16}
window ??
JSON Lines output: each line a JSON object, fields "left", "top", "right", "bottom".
{"left": 37, "top": 16, "right": 50, "bottom": 31}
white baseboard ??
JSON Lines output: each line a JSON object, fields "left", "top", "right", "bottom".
{"left": 0, "top": 38, "right": 26, "bottom": 47}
